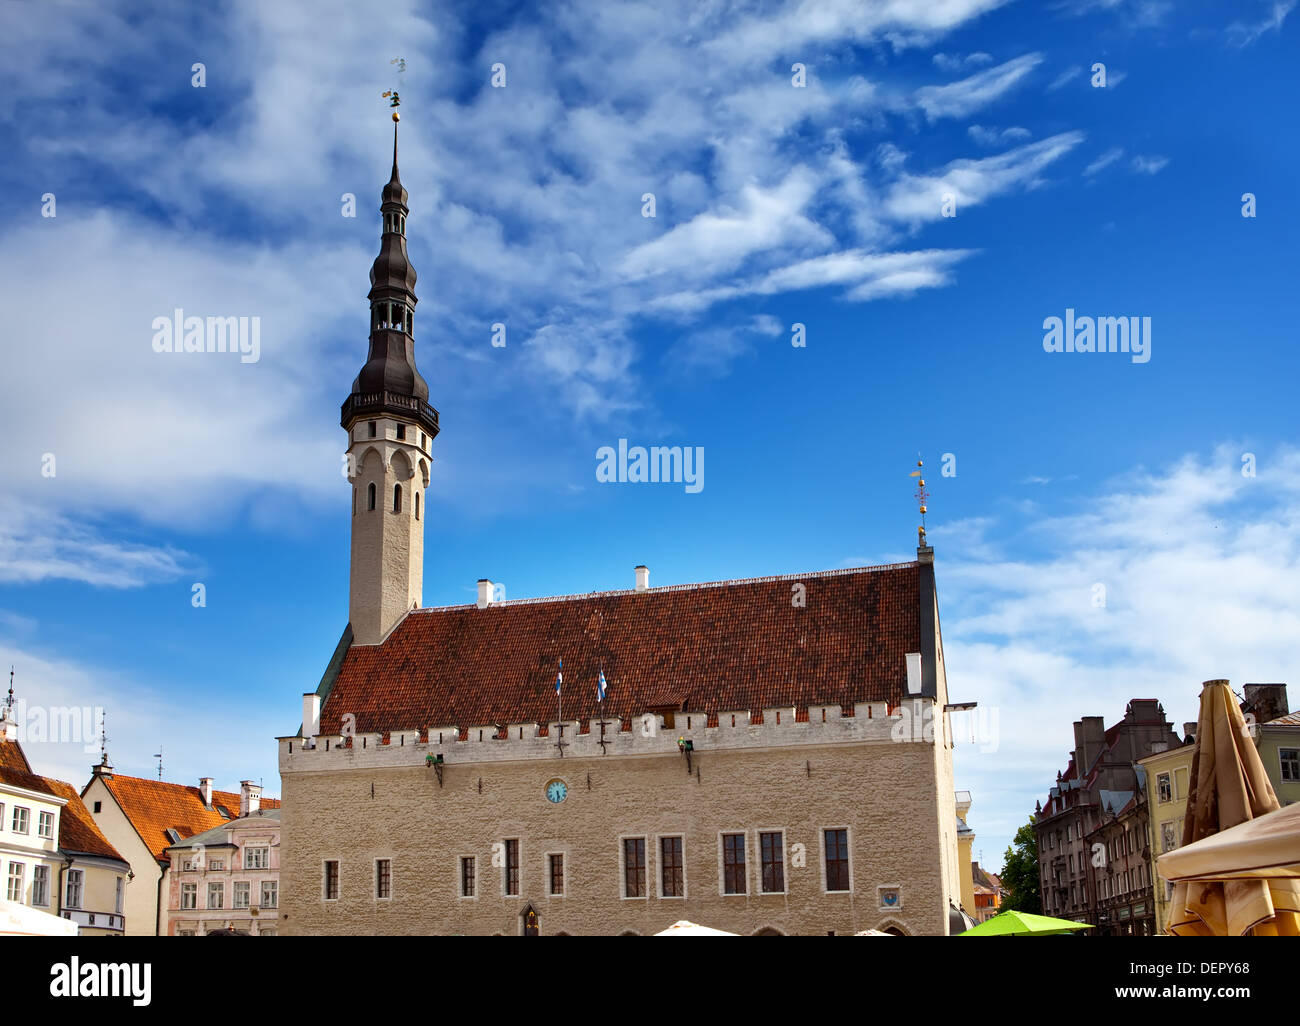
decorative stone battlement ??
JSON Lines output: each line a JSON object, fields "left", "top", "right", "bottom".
{"left": 279, "top": 698, "right": 943, "bottom": 773}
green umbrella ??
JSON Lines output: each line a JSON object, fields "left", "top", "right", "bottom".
{"left": 958, "top": 910, "right": 1094, "bottom": 936}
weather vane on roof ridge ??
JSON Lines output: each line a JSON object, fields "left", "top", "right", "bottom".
{"left": 909, "top": 456, "right": 929, "bottom": 546}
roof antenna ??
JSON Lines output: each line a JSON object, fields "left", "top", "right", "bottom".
{"left": 98, "top": 711, "right": 109, "bottom": 767}
{"left": 153, "top": 745, "right": 164, "bottom": 780}
{"left": 5, "top": 666, "right": 13, "bottom": 712}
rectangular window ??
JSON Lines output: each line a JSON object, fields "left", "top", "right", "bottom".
{"left": 38, "top": 811, "right": 55, "bottom": 838}
{"left": 1281, "top": 748, "right": 1300, "bottom": 782}
{"left": 244, "top": 846, "right": 269, "bottom": 870}
{"left": 1157, "top": 773, "right": 1172, "bottom": 802}
{"left": 181, "top": 883, "right": 197, "bottom": 909}
{"left": 324, "top": 861, "right": 339, "bottom": 900}
{"left": 504, "top": 840, "right": 519, "bottom": 896}
{"left": 461, "top": 856, "right": 476, "bottom": 898}
{"left": 115, "top": 876, "right": 124, "bottom": 914}
{"left": 549, "top": 853, "right": 564, "bottom": 897}
{"left": 233, "top": 881, "right": 251, "bottom": 909}
{"left": 66, "top": 868, "right": 83, "bottom": 908}
{"left": 623, "top": 837, "right": 647, "bottom": 898}
{"left": 660, "top": 837, "right": 683, "bottom": 897}
{"left": 93, "top": 801, "right": 101, "bottom": 813}
{"left": 12, "top": 806, "right": 29, "bottom": 834}
{"left": 396, "top": 424, "right": 406, "bottom": 440}
{"left": 722, "top": 833, "right": 746, "bottom": 895}
{"left": 32, "top": 864, "right": 50, "bottom": 907}
{"left": 376, "top": 858, "right": 391, "bottom": 899}
{"left": 207, "top": 882, "right": 224, "bottom": 909}
{"left": 824, "top": 829, "right": 851, "bottom": 892}
{"left": 6, "top": 862, "right": 24, "bottom": 902}
{"left": 760, "top": 832, "right": 785, "bottom": 893}
{"left": 368, "top": 421, "right": 377, "bottom": 438}
{"left": 209, "top": 858, "right": 224, "bottom": 871}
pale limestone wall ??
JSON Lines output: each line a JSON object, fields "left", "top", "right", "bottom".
{"left": 346, "top": 417, "right": 429, "bottom": 646}
{"left": 281, "top": 730, "right": 953, "bottom": 937}
{"left": 83, "top": 776, "right": 164, "bottom": 936}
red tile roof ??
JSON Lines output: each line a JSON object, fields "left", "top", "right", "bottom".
{"left": 321, "top": 563, "right": 922, "bottom": 734}
{"left": 0, "top": 736, "right": 57, "bottom": 797}
{"left": 41, "top": 778, "right": 127, "bottom": 863}
{"left": 98, "top": 773, "right": 281, "bottom": 863}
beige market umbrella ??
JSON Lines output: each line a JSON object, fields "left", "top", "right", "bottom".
{"left": 654, "top": 920, "right": 736, "bottom": 936}
{"left": 1160, "top": 680, "right": 1300, "bottom": 936}
{"left": 0, "top": 898, "right": 79, "bottom": 936}
{"left": 1160, "top": 803, "right": 1300, "bottom": 882}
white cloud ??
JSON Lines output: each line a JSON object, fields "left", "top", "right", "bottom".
{"left": 1047, "top": 66, "right": 1083, "bottom": 90}
{"left": 1131, "top": 154, "right": 1170, "bottom": 175}
{"left": 916, "top": 53, "right": 1043, "bottom": 119}
{"left": 967, "top": 124, "right": 1032, "bottom": 146}
{"left": 1084, "top": 147, "right": 1125, "bottom": 176}
{"left": 1227, "top": 1, "right": 1295, "bottom": 47}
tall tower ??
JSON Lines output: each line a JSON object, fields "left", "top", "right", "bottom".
{"left": 342, "top": 113, "right": 440, "bottom": 646}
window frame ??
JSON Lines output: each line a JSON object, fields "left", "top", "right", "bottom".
{"left": 822, "top": 826, "right": 853, "bottom": 894}
{"left": 32, "top": 863, "right": 50, "bottom": 907}
{"left": 459, "top": 855, "right": 477, "bottom": 900}
{"left": 207, "top": 881, "right": 224, "bottom": 910}
{"left": 37, "top": 811, "right": 55, "bottom": 839}
{"left": 181, "top": 882, "right": 197, "bottom": 910}
{"left": 620, "top": 835, "right": 648, "bottom": 899}
{"left": 719, "top": 831, "right": 748, "bottom": 897}
{"left": 12, "top": 806, "right": 29, "bottom": 834}
{"left": 261, "top": 880, "right": 278, "bottom": 909}
{"left": 6, "top": 861, "right": 25, "bottom": 902}
{"left": 323, "top": 859, "right": 340, "bottom": 902}
{"left": 232, "top": 881, "right": 251, "bottom": 909}
{"left": 1280, "top": 747, "right": 1299, "bottom": 782}
{"left": 502, "top": 839, "right": 520, "bottom": 897}
{"left": 758, "top": 829, "right": 787, "bottom": 895}
{"left": 65, "top": 867, "right": 84, "bottom": 909}
{"left": 658, "top": 835, "right": 685, "bottom": 899}
{"left": 375, "top": 858, "right": 392, "bottom": 900}
{"left": 244, "top": 846, "right": 269, "bottom": 871}
{"left": 547, "top": 851, "right": 565, "bottom": 898}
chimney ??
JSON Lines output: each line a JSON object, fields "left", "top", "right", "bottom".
{"left": 303, "top": 693, "right": 321, "bottom": 741}
{"left": 477, "top": 579, "right": 494, "bottom": 609}
{"left": 199, "top": 777, "right": 214, "bottom": 808}
{"left": 905, "top": 653, "right": 923, "bottom": 695}
{"left": 240, "top": 780, "right": 262, "bottom": 817}
{"left": 1243, "top": 684, "right": 1288, "bottom": 725}
{"left": 634, "top": 565, "right": 650, "bottom": 592}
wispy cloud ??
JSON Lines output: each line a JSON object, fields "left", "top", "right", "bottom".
{"left": 1227, "top": 1, "right": 1295, "bottom": 47}
{"left": 1084, "top": 147, "right": 1125, "bottom": 176}
{"left": 916, "top": 53, "right": 1044, "bottom": 119}
{"left": 1131, "top": 154, "right": 1170, "bottom": 174}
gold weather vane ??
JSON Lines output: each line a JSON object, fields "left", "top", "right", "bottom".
{"left": 910, "top": 457, "right": 928, "bottom": 545}
{"left": 383, "top": 56, "right": 406, "bottom": 120}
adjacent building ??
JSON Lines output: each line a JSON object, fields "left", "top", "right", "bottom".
{"left": 1033, "top": 699, "right": 1181, "bottom": 928}
{"left": 164, "top": 799, "right": 280, "bottom": 936}
{"left": 83, "top": 762, "right": 279, "bottom": 935}
{"left": 1, "top": 700, "right": 130, "bottom": 934}
{"left": 278, "top": 117, "right": 975, "bottom": 937}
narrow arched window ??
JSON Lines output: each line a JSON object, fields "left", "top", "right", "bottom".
{"left": 367, "top": 483, "right": 376, "bottom": 511}
{"left": 414, "top": 492, "right": 420, "bottom": 521}
{"left": 393, "top": 484, "right": 402, "bottom": 513}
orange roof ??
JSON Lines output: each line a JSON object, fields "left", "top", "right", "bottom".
{"left": 41, "top": 777, "right": 127, "bottom": 863}
{"left": 0, "top": 735, "right": 58, "bottom": 797}
{"left": 322, "top": 563, "right": 923, "bottom": 734}
{"left": 97, "top": 773, "right": 281, "bottom": 863}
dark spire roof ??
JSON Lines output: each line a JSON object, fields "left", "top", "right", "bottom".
{"left": 341, "top": 115, "right": 439, "bottom": 440}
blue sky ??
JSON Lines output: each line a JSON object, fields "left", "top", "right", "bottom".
{"left": 1, "top": 0, "right": 1297, "bottom": 867}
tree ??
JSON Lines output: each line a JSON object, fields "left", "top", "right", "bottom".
{"left": 1000, "top": 819, "right": 1041, "bottom": 914}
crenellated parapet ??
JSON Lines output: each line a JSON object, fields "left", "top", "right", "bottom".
{"left": 279, "top": 698, "right": 945, "bottom": 773}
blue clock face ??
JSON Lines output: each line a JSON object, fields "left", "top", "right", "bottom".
{"left": 546, "top": 779, "right": 567, "bottom": 803}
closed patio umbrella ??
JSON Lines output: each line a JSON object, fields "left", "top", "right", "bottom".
{"left": 1159, "top": 802, "right": 1300, "bottom": 882}
{"left": 1160, "top": 680, "right": 1300, "bottom": 936}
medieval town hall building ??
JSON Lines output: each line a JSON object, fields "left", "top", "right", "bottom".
{"left": 278, "top": 118, "right": 970, "bottom": 936}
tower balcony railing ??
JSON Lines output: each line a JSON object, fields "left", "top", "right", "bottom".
{"left": 341, "top": 391, "right": 440, "bottom": 434}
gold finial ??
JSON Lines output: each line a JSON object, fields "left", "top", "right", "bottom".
{"left": 910, "top": 457, "right": 929, "bottom": 544}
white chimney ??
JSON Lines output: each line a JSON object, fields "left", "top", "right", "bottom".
{"left": 240, "top": 780, "right": 262, "bottom": 817}
{"left": 199, "top": 777, "right": 214, "bottom": 807}
{"left": 477, "top": 579, "right": 494, "bottom": 609}
{"left": 302, "top": 693, "right": 321, "bottom": 741}
{"left": 905, "top": 653, "right": 923, "bottom": 696}
{"left": 634, "top": 565, "right": 650, "bottom": 592}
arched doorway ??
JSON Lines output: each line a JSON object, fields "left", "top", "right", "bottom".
{"left": 521, "top": 904, "right": 539, "bottom": 936}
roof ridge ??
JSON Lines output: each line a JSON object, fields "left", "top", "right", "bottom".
{"left": 412, "top": 561, "right": 919, "bottom": 612}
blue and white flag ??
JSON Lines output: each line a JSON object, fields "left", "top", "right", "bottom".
{"left": 596, "top": 668, "right": 608, "bottom": 702}
{"left": 555, "top": 659, "right": 563, "bottom": 695}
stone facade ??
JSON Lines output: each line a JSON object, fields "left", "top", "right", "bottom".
{"left": 279, "top": 702, "right": 961, "bottom": 936}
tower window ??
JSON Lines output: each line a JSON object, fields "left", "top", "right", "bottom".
{"left": 414, "top": 492, "right": 420, "bottom": 521}
{"left": 420, "top": 432, "right": 426, "bottom": 450}
{"left": 367, "top": 483, "right": 376, "bottom": 511}
{"left": 393, "top": 484, "right": 402, "bottom": 513}
{"left": 368, "top": 421, "right": 377, "bottom": 438}
{"left": 396, "top": 424, "right": 406, "bottom": 440}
